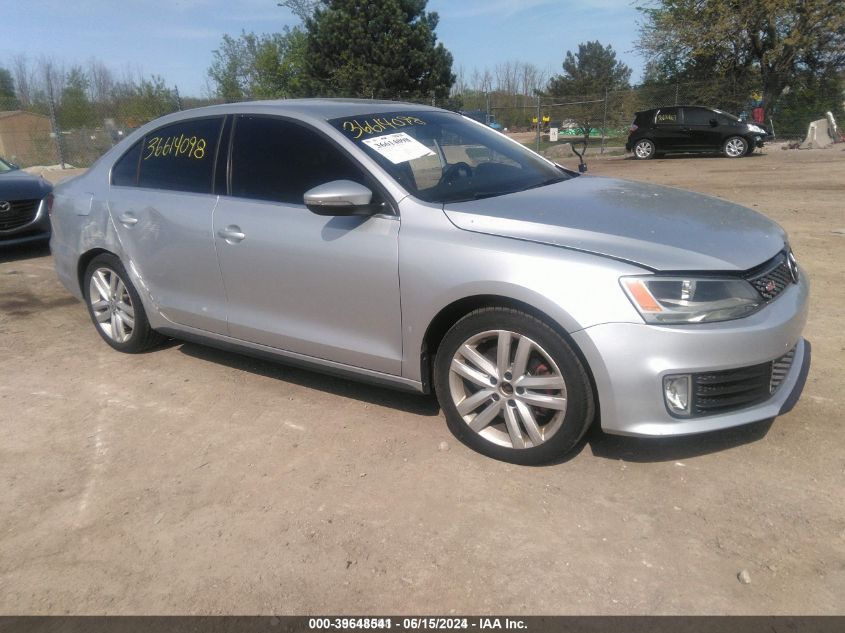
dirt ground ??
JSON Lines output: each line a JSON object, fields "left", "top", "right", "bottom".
{"left": 1, "top": 147, "right": 844, "bottom": 615}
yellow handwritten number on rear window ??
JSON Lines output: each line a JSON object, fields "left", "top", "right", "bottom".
{"left": 143, "top": 135, "right": 208, "bottom": 160}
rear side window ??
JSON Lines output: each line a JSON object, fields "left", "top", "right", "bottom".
{"left": 111, "top": 140, "right": 142, "bottom": 186}
{"left": 230, "top": 116, "right": 369, "bottom": 204}
{"left": 655, "top": 108, "right": 680, "bottom": 124}
{"left": 138, "top": 117, "right": 223, "bottom": 194}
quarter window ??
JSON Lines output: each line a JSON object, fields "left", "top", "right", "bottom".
{"left": 230, "top": 116, "right": 370, "bottom": 205}
{"left": 111, "top": 140, "right": 143, "bottom": 186}
{"left": 137, "top": 117, "right": 223, "bottom": 194}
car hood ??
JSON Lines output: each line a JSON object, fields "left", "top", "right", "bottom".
{"left": 0, "top": 170, "right": 51, "bottom": 199}
{"left": 442, "top": 176, "right": 786, "bottom": 271}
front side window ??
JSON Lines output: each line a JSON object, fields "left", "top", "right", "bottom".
{"left": 682, "top": 108, "right": 713, "bottom": 126}
{"left": 137, "top": 117, "right": 223, "bottom": 194}
{"left": 230, "top": 116, "right": 371, "bottom": 205}
{"left": 330, "top": 111, "right": 569, "bottom": 204}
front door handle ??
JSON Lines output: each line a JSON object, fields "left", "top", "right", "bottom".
{"left": 217, "top": 226, "right": 246, "bottom": 243}
{"left": 118, "top": 213, "right": 138, "bottom": 227}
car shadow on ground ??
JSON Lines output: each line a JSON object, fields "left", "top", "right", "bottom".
{"left": 176, "top": 341, "right": 441, "bottom": 417}
{"left": 624, "top": 152, "right": 764, "bottom": 161}
{"left": 0, "top": 241, "right": 51, "bottom": 264}
{"left": 175, "top": 340, "right": 775, "bottom": 463}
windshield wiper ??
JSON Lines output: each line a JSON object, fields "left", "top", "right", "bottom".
{"left": 473, "top": 191, "right": 514, "bottom": 200}
{"left": 519, "top": 177, "right": 566, "bottom": 192}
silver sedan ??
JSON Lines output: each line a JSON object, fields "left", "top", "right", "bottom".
{"left": 50, "top": 100, "right": 810, "bottom": 464}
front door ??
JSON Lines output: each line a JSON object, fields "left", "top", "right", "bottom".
{"left": 682, "top": 107, "right": 724, "bottom": 151}
{"left": 213, "top": 115, "right": 403, "bottom": 375}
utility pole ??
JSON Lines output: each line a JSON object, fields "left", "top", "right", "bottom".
{"left": 46, "top": 89, "right": 66, "bottom": 169}
{"left": 485, "top": 92, "right": 490, "bottom": 126}
{"left": 601, "top": 87, "right": 608, "bottom": 154}
{"left": 536, "top": 94, "right": 541, "bottom": 153}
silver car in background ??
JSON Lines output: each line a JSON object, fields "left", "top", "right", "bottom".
{"left": 50, "top": 100, "right": 810, "bottom": 464}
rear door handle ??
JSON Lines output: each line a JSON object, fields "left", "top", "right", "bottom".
{"left": 217, "top": 226, "right": 246, "bottom": 243}
{"left": 118, "top": 212, "right": 138, "bottom": 226}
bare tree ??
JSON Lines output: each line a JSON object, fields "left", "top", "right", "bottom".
{"left": 37, "top": 56, "right": 67, "bottom": 103}
{"left": 11, "top": 54, "right": 34, "bottom": 106}
{"left": 87, "top": 58, "right": 115, "bottom": 104}
{"left": 277, "top": 0, "right": 319, "bottom": 22}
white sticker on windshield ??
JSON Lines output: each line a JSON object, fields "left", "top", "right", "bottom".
{"left": 361, "top": 132, "right": 435, "bottom": 164}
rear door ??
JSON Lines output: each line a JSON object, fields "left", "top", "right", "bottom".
{"left": 107, "top": 116, "right": 229, "bottom": 333}
{"left": 212, "top": 115, "right": 403, "bottom": 374}
{"left": 682, "top": 107, "right": 723, "bottom": 150}
{"left": 652, "top": 107, "right": 690, "bottom": 150}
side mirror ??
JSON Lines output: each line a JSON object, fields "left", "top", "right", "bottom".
{"left": 709, "top": 118, "right": 719, "bottom": 127}
{"left": 303, "top": 180, "right": 380, "bottom": 216}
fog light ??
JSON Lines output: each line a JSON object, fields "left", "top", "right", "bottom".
{"left": 663, "top": 374, "right": 692, "bottom": 417}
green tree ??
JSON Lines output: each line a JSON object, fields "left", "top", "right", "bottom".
{"left": 637, "top": 0, "right": 845, "bottom": 117}
{"left": 303, "top": 0, "right": 455, "bottom": 101}
{"left": 0, "top": 67, "right": 18, "bottom": 109}
{"left": 546, "top": 41, "right": 632, "bottom": 135}
{"left": 208, "top": 28, "right": 308, "bottom": 101}
{"left": 114, "top": 76, "right": 178, "bottom": 127}
{"left": 59, "top": 66, "right": 94, "bottom": 128}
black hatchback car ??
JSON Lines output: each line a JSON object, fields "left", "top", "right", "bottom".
{"left": 626, "top": 106, "right": 767, "bottom": 159}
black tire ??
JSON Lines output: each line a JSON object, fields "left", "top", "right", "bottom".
{"left": 723, "top": 136, "right": 748, "bottom": 158}
{"left": 633, "top": 139, "right": 656, "bottom": 160}
{"left": 83, "top": 253, "right": 165, "bottom": 353}
{"left": 433, "top": 307, "right": 595, "bottom": 465}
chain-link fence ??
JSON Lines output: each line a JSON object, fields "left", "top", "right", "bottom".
{"left": 458, "top": 75, "right": 843, "bottom": 154}
{"left": 1, "top": 75, "right": 841, "bottom": 169}
{"left": 0, "top": 91, "right": 209, "bottom": 169}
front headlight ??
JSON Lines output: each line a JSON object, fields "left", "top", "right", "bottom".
{"left": 621, "top": 276, "right": 762, "bottom": 324}
{"left": 747, "top": 125, "right": 765, "bottom": 134}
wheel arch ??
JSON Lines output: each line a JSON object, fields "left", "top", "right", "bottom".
{"left": 77, "top": 248, "right": 116, "bottom": 296}
{"left": 419, "top": 295, "right": 599, "bottom": 414}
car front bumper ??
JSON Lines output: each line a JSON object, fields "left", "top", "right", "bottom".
{"left": 571, "top": 274, "right": 810, "bottom": 436}
{"left": 0, "top": 199, "right": 51, "bottom": 246}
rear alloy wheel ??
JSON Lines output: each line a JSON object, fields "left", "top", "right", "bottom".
{"left": 434, "top": 307, "right": 594, "bottom": 465}
{"left": 723, "top": 136, "right": 748, "bottom": 158}
{"left": 633, "top": 139, "right": 656, "bottom": 160}
{"left": 84, "top": 254, "right": 164, "bottom": 353}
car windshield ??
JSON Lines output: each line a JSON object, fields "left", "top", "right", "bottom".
{"left": 715, "top": 109, "right": 740, "bottom": 122}
{"left": 0, "top": 157, "right": 17, "bottom": 173}
{"left": 329, "top": 111, "right": 571, "bottom": 204}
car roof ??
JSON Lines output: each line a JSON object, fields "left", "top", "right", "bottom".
{"left": 173, "top": 98, "right": 444, "bottom": 121}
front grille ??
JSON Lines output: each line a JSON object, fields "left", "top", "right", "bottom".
{"left": 745, "top": 251, "right": 794, "bottom": 301}
{"left": 690, "top": 346, "right": 797, "bottom": 416}
{"left": 0, "top": 199, "right": 39, "bottom": 232}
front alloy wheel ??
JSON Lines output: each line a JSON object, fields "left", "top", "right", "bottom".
{"left": 434, "top": 307, "right": 594, "bottom": 464}
{"left": 449, "top": 330, "right": 568, "bottom": 449}
{"left": 723, "top": 136, "right": 748, "bottom": 158}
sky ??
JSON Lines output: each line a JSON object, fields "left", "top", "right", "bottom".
{"left": 2, "top": 0, "right": 645, "bottom": 97}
